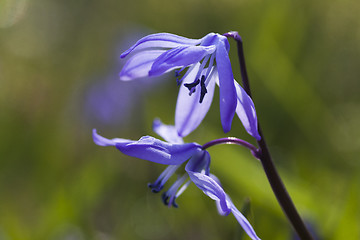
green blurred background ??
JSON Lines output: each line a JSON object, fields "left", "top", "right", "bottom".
{"left": 1, "top": 0, "right": 359, "bottom": 239}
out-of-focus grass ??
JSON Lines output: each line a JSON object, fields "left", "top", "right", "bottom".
{"left": 0, "top": 0, "right": 359, "bottom": 239}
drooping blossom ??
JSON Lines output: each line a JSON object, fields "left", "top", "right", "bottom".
{"left": 119, "top": 32, "right": 260, "bottom": 140}
{"left": 93, "top": 119, "right": 261, "bottom": 240}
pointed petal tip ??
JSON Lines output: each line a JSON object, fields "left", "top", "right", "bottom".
{"left": 254, "top": 134, "right": 261, "bottom": 141}
{"left": 118, "top": 70, "right": 128, "bottom": 81}
{"left": 152, "top": 118, "right": 161, "bottom": 129}
{"left": 92, "top": 128, "right": 97, "bottom": 136}
{"left": 92, "top": 129, "right": 114, "bottom": 146}
{"left": 221, "top": 119, "right": 233, "bottom": 133}
{"left": 222, "top": 127, "right": 230, "bottom": 134}
{"left": 92, "top": 128, "right": 100, "bottom": 143}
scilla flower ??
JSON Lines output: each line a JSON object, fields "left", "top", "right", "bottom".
{"left": 93, "top": 119, "right": 261, "bottom": 240}
{"left": 119, "top": 33, "right": 260, "bottom": 140}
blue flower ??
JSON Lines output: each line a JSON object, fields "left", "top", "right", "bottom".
{"left": 119, "top": 32, "right": 260, "bottom": 140}
{"left": 93, "top": 119, "right": 261, "bottom": 240}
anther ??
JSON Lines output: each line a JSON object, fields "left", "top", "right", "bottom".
{"left": 161, "top": 192, "right": 169, "bottom": 205}
{"left": 184, "top": 79, "right": 200, "bottom": 95}
{"left": 161, "top": 192, "right": 179, "bottom": 208}
{"left": 171, "top": 199, "right": 179, "bottom": 208}
{"left": 199, "top": 75, "right": 207, "bottom": 103}
{"left": 148, "top": 182, "right": 163, "bottom": 193}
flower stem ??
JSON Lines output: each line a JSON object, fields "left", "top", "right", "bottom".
{"left": 225, "top": 31, "right": 314, "bottom": 240}
{"left": 202, "top": 137, "right": 260, "bottom": 159}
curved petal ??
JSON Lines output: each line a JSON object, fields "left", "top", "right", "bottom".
{"left": 234, "top": 81, "right": 261, "bottom": 140}
{"left": 229, "top": 199, "right": 262, "bottom": 240}
{"left": 152, "top": 118, "right": 184, "bottom": 144}
{"left": 185, "top": 168, "right": 231, "bottom": 216}
{"left": 216, "top": 39, "right": 237, "bottom": 133}
{"left": 186, "top": 167, "right": 261, "bottom": 240}
{"left": 93, "top": 129, "right": 130, "bottom": 146}
{"left": 149, "top": 45, "right": 216, "bottom": 77}
{"left": 175, "top": 65, "right": 216, "bottom": 137}
{"left": 115, "top": 136, "right": 201, "bottom": 165}
{"left": 121, "top": 33, "right": 202, "bottom": 58}
{"left": 119, "top": 50, "right": 166, "bottom": 81}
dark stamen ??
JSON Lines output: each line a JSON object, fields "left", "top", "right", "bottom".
{"left": 161, "top": 192, "right": 169, "bottom": 205}
{"left": 184, "top": 79, "right": 200, "bottom": 95}
{"left": 172, "top": 199, "right": 179, "bottom": 208}
{"left": 148, "top": 182, "right": 163, "bottom": 193}
{"left": 161, "top": 192, "right": 179, "bottom": 208}
{"left": 199, "top": 75, "right": 207, "bottom": 103}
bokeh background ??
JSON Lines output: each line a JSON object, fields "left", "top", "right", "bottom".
{"left": 1, "top": 0, "right": 359, "bottom": 239}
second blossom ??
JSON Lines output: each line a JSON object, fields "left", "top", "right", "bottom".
{"left": 119, "top": 32, "right": 260, "bottom": 140}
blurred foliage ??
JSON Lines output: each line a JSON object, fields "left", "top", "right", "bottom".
{"left": 1, "top": 0, "right": 360, "bottom": 239}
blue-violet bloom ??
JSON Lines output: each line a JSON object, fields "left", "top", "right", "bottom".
{"left": 93, "top": 119, "right": 261, "bottom": 240}
{"left": 119, "top": 32, "right": 260, "bottom": 140}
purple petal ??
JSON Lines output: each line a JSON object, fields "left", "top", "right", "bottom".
{"left": 119, "top": 50, "right": 166, "bottom": 81}
{"left": 216, "top": 39, "right": 237, "bottom": 133}
{"left": 175, "top": 65, "right": 216, "bottom": 137}
{"left": 186, "top": 168, "right": 231, "bottom": 215}
{"left": 149, "top": 45, "right": 216, "bottom": 77}
{"left": 116, "top": 136, "right": 201, "bottom": 165}
{"left": 234, "top": 81, "right": 261, "bottom": 140}
{"left": 152, "top": 118, "right": 184, "bottom": 144}
{"left": 185, "top": 166, "right": 261, "bottom": 240}
{"left": 185, "top": 150, "right": 210, "bottom": 175}
{"left": 121, "top": 33, "right": 202, "bottom": 58}
{"left": 93, "top": 129, "right": 130, "bottom": 146}
{"left": 229, "top": 199, "right": 262, "bottom": 240}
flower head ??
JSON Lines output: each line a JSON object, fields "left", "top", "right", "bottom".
{"left": 93, "top": 119, "right": 261, "bottom": 240}
{"left": 119, "top": 32, "right": 260, "bottom": 140}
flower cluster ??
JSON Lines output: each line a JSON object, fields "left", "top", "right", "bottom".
{"left": 93, "top": 32, "right": 262, "bottom": 240}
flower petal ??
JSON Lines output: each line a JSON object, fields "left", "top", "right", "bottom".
{"left": 149, "top": 45, "right": 216, "bottom": 77}
{"left": 152, "top": 118, "right": 184, "bottom": 144}
{"left": 115, "top": 136, "right": 201, "bottom": 165}
{"left": 175, "top": 65, "right": 216, "bottom": 137}
{"left": 234, "top": 81, "right": 261, "bottom": 140}
{"left": 229, "top": 198, "right": 262, "bottom": 240}
{"left": 216, "top": 39, "right": 237, "bottom": 133}
{"left": 185, "top": 167, "right": 231, "bottom": 215}
{"left": 119, "top": 50, "right": 166, "bottom": 81}
{"left": 184, "top": 149, "right": 210, "bottom": 175}
{"left": 121, "top": 33, "right": 203, "bottom": 58}
{"left": 93, "top": 129, "right": 130, "bottom": 146}
{"left": 185, "top": 166, "right": 261, "bottom": 240}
